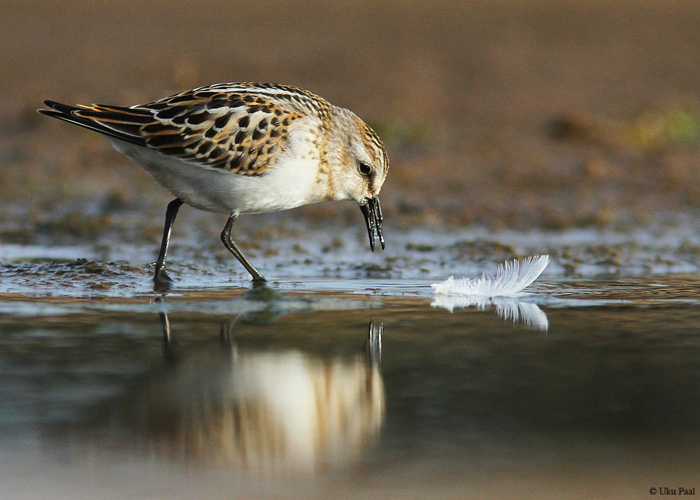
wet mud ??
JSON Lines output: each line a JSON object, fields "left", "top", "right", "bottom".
{"left": 4, "top": 0, "right": 700, "bottom": 236}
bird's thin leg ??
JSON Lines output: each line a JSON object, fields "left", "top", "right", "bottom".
{"left": 220, "top": 213, "right": 267, "bottom": 283}
{"left": 154, "top": 198, "right": 184, "bottom": 286}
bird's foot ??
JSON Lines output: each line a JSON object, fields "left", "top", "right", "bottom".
{"left": 153, "top": 267, "right": 175, "bottom": 292}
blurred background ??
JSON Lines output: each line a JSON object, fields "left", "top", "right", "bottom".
{"left": 3, "top": 0, "right": 700, "bottom": 244}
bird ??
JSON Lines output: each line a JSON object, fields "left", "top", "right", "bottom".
{"left": 38, "top": 83, "right": 389, "bottom": 288}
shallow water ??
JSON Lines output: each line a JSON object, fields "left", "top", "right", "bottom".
{"left": 1, "top": 266, "right": 699, "bottom": 499}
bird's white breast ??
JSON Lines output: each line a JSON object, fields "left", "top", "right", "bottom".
{"left": 111, "top": 138, "right": 327, "bottom": 215}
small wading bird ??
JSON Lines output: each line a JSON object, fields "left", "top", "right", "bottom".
{"left": 39, "top": 83, "right": 388, "bottom": 288}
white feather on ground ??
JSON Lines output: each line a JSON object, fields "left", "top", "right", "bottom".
{"left": 430, "top": 255, "right": 550, "bottom": 330}
{"left": 431, "top": 255, "right": 550, "bottom": 297}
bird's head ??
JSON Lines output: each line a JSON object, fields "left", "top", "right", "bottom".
{"left": 331, "top": 112, "right": 389, "bottom": 251}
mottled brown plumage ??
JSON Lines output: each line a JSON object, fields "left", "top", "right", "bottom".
{"left": 39, "top": 83, "right": 389, "bottom": 286}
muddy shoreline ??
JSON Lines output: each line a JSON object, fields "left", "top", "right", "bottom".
{"left": 3, "top": 0, "right": 700, "bottom": 241}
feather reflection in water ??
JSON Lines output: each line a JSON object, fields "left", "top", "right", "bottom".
{"left": 431, "top": 294, "right": 549, "bottom": 331}
{"left": 431, "top": 255, "right": 549, "bottom": 331}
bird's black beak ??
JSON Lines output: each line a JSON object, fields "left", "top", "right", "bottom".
{"left": 359, "top": 196, "right": 385, "bottom": 252}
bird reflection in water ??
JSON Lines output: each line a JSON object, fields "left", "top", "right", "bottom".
{"left": 83, "top": 315, "right": 385, "bottom": 473}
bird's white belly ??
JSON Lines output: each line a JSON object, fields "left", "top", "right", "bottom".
{"left": 112, "top": 140, "right": 324, "bottom": 214}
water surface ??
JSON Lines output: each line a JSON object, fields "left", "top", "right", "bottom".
{"left": 1, "top": 273, "right": 699, "bottom": 499}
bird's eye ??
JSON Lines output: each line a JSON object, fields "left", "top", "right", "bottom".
{"left": 358, "top": 162, "right": 372, "bottom": 176}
